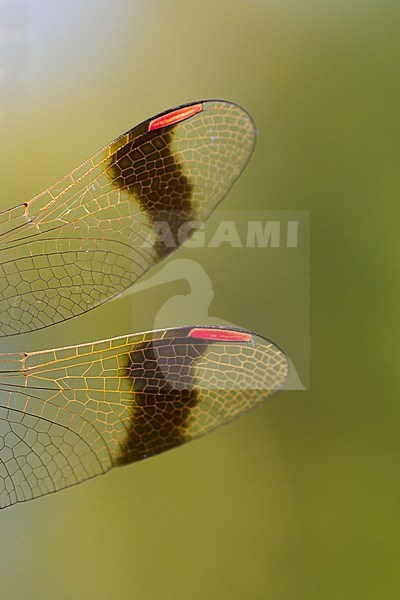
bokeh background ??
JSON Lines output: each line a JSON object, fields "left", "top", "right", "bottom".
{"left": 0, "top": 1, "right": 398, "bottom": 599}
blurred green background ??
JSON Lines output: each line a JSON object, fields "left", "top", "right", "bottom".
{"left": 0, "top": 1, "right": 399, "bottom": 599}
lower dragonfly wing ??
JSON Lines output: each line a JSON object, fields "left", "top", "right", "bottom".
{"left": 0, "top": 100, "right": 256, "bottom": 336}
{"left": 0, "top": 407, "right": 108, "bottom": 510}
{"left": 0, "top": 326, "right": 288, "bottom": 509}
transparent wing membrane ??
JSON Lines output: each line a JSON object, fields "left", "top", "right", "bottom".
{"left": 0, "top": 101, "right": 288, "bottom": 512}
{"left": 0, "top": 100, "right": 256, "bottom": 336}
{"left": 0, "top": 326, "right": 289, "bottom": 509}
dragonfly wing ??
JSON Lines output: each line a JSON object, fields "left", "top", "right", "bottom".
{"left": 0, "top": 407, "right": 108, "bottom": 510}
{"left": 0, "top": 326, "right": 288, "bottom": 509}
{"left": 0, "top": 100, "right": 256, "bottom": 336}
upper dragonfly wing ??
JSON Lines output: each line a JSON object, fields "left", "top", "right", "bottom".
{"left": 0, "top": 100, "right": 256, "bottom": 336}
{"left": 0, "top": 325, "right": 288, "bottom": 509}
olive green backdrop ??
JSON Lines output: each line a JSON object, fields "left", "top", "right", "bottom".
{"left": 0, "top": 1, "right": 398, "bottom": 599}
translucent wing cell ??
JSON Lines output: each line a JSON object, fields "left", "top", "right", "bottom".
{"left": 0, "top": 100, "right": 256, "bottom": 336}
{"left": 0, "top": 326, "right": 289, "bottom": 509}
